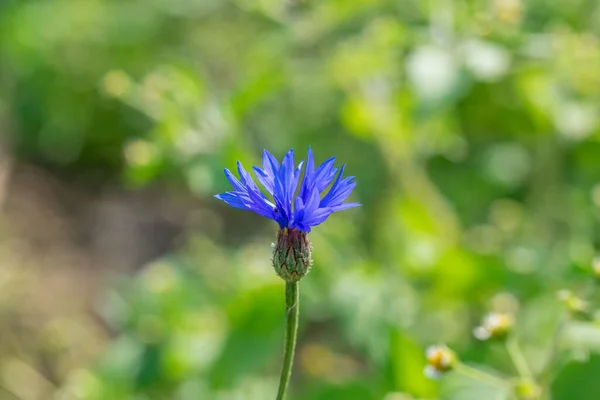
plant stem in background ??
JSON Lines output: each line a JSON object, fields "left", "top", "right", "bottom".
{"left": 276, "top": 282, "right": 300, "bottom": 400}
{"left": 539, "top": 315, "right": 568, "bottom": 384}
{"left": 455, "top": 362, "right": 510, "bottom": 390}
{"left": 506, "top": 336, "right": 533, "bottom": 379}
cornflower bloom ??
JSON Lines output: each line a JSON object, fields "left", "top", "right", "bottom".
{"left": 215, "top": 147, "right": 360, "bottom": 281}
{"left": 215, "top": 147, "right": 359, "bottom": 400}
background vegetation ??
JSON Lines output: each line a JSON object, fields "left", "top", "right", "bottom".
{"left": 1, "top": 0, "right": 600, "bottom": 399}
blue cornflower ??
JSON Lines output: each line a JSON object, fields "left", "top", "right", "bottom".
{"left": 216, "top": 147, "right": 360, "bottom": 282}
{"left": 215, "top": 147, "right": 360, "bottom": 233}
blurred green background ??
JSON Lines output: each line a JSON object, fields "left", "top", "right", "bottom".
{"left": 1, "top": 0, "right": 600, "bottom": 399}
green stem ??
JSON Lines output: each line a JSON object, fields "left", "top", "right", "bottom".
{"left": 455, "top": 362, "right": 510, "bottom": 390}
{"left": 540, "top": 280, "right": 596, "bottom": 385}
{"left": 539, "top": 315, "right": 568, "bottom": 384}
{"left": 276, "top": 282, "right": 300, "bottom": 400}
{"left": 506, "top": 336, "right": 533, "bottom": 379}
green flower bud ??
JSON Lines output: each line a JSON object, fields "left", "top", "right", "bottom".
{"left": 558, "top": 289, "right": 588, "bottom": 318}
{"left": 273, "top": 228, "right": 313, "bottom": 282}
{"left": 513, "top": 378, "right": 542, "bottom": 400}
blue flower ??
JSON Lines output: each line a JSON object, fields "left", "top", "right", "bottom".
{"left": 215, "top": 147, "right": 360, "bottom": 232}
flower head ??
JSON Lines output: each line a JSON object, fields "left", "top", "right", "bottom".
{"left": 215, "top": 147, "right": 360, "bottom": 233}
{"left": 424, "top": 344, "right": 457, "bottom": 379}
{"left": 473, "top": 312, "right": 513, "bottom": 341}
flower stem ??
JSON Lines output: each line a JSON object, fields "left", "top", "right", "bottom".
{"left": 539, "top": 315, "right": 567, "bottom": 384}
{"left": 276, "top": 282, "right": 299, "bottom": 400}
{"left": 506, "top": 336, "right": 533, "bottom": 379}
{"left": 455, "top": 362, "right": 510, "bottom": 390}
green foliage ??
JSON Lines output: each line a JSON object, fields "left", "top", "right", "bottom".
{"left": 3, "top": 0, "right": 600, "bottom": 399}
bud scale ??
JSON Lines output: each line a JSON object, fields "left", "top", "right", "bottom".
{"left": 273, "top": 228, "right": 313, "bottom": 282}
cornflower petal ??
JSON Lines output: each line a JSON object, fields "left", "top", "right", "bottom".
{"left": 292, "top": 161, "right": 304, "bottom": 197}
{"left": 214, "top": 192, "right": 251, "bottom": 210}
{"left": 329, "top": 202, "right": 361, "bottom": 211}
{"left": 311, "top": 157, "right": 336, "bottom": 193}
{"left": 224, "top": 169, "right": 246, "bottom": 192}
{"left": 252, "top": 166, "right": 275, "bottom": 194}
{"left": 279, "top": 149, "right": 296, "bottom": 205}
{"left": 320, "top": 165, "right": 356, "bottom": 208}
{"left": 291, "top": 196, "right": 305, "bottom": 229}
{"left": 302, "top": 208, "right": 333, "bottom": 228}
{"left": 262, "top": 149, "right": 280, "bottom": 177}
{"left": 321, "top": 180, "right": 356, "bottom": 208}
{"left": 298, "top": 147, "right": 315, "bottom": 199}
{"left": 321, "top": 167, "right": 338, "bottom": 191}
